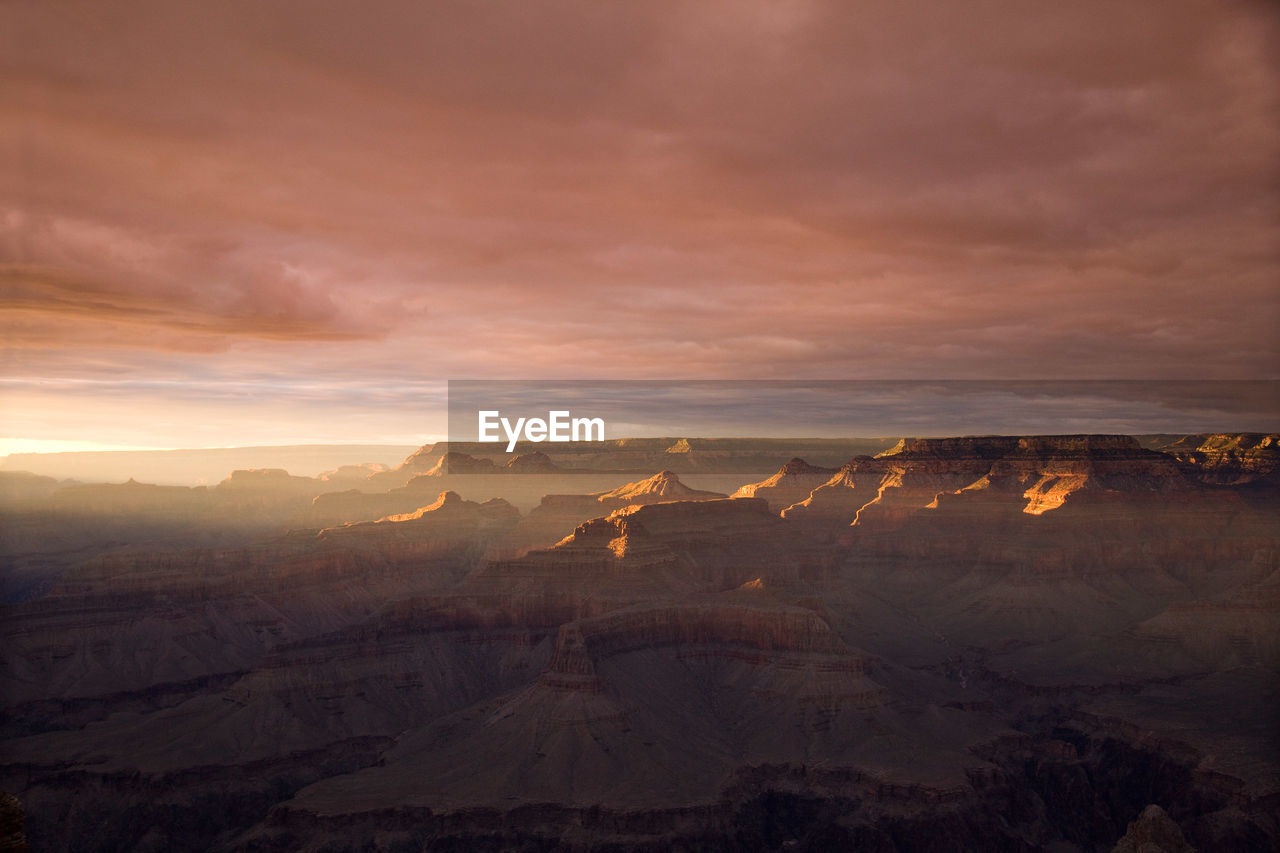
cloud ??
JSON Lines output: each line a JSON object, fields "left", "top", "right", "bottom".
{"left": 1, "top": 0, "right": 1277, "bottom": 446}
{"left": 0, "top": 209, "right": 396, "bottom": 348}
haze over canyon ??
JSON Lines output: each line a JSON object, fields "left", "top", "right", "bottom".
{"left": 1, "top": 432, "right": 1276, "bottom": 851}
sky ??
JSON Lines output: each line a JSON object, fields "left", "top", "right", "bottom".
{"left": 3, "top": 0, "right": 1278, "bottom": 452}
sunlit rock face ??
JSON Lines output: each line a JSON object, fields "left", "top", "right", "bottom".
{"left": 595, "top": 469, "right": 726, "bottom": 504}
{"left": 784, "top": 435, "right": 1192, "bottom": 530}
{"left": 319, "top": 490, "right": 518, "bottom": 542}
{"left": 733, "top": 457, "right": 839, "bottom": 512}
{"left": 421, "top": 451, "right": 499, "bottom": 475}
{"left": 310, "top": 467, "right": 728, "bottom": 532}
{"left": 485, "top": 496, "right": 788, "bottom": 596}
{"left": 1149, "top": 432, "right": 1280, "bottom": 486}
{"left": 501, "top": 470, "right": 728, "bottom": 556}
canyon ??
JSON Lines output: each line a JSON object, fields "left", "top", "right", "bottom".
{"left": 0, "top": 434, "right": 1276, "bottom": 852}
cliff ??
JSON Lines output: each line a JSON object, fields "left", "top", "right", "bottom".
{"left": 1111, "top": 804, "right": 1195, "bottom": 853}
{"left": 0, "top": 792, "right": 27, "bottom": 853}
{"left": 502, "top": 470, "right": 729, "bottom": 556}
{"left": 733, "top": 457, "right": 839, "bottom": 511}
{"left": 1150, "top": 432, "right": 1279, "bottom": 486}
{"left": 422, "top": 452, "right": 499, "bottom": 476}
{"left": 785, "top": 435, "right": 1193, "bottom": 528}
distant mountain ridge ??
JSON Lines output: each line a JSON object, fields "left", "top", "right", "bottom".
{"left": 0, "top": 444, "right": 419, "bottom": 485}
{"left": 371, "top": 437, "right": 900, "bottom": 486}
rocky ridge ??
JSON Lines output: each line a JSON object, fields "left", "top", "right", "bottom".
{"left": 2, "top": 435, "right": 1277, "bottom": 851}
{"left": 732, "top": 457, "right": 839, "bottom": 511}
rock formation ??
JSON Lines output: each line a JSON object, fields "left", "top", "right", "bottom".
{"left": 422, "top": 452, "right": 500, "bottom": 475}
{"left": 0, "top": 792, "right": 27, "bottom": 853}
{"left": 733, "top": 457, "right": 839, "bottom": 511}
{"left": 1111, "top": 804, "right": 1195, "bottom": 853}
{"left": 367, "top": 438, "right": 899, "bottom": 488}
{"left": 316, "top": 462, "right": 389, "bottom": 485}
{"left": 504, "top": 451, "right": 560, "bottom": 472}
{"left": 1147, "top": 432, "right": 1279, "bottom": 486}
{"left": 784, "top": 435, "right": 1193, "bottom": 530}
{"left": 503, "top": 470, "right": 729, "bottom": 555}
{"left": 0, "top": 472, "right": 61, "bottom": 507}
{"left": 2, "top": 435, "right": 1277, "bottom": 852}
